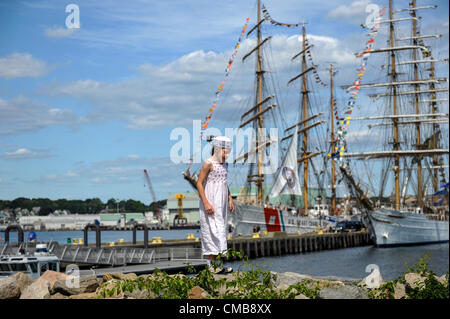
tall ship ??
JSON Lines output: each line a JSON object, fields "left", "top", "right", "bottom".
{"left": 338, "top": 0, "right": 449, "bottom": 247}
{"left": 183, "top": 0, "right": 354, "bottom": 236}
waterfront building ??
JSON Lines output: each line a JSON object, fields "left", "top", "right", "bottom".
{"left": 18, "top": 214, "right": 99, "bottom": 230}
{"left": 167, "top": 192, "right": 200, "bottom": 224}
{"left": 99, "top": 213, "right": 146, "bottom": 227}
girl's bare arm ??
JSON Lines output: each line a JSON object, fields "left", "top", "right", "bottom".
{"left": 196, "top": 161, "right": 214, "bottom": 214}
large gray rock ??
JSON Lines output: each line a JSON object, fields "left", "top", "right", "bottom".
{"left": 69, "top": 292, "right": 98, "bottom": 299}
{"left": 100, "top": 272, "right": 137, "bottom": 284}
{"left": 12, "top": 272, "right": 34, "bottom": 293}
{"left": 271, "top": 272, "right": 315, "bottom": 287}
{"left": 187, "top": 286, "right": 210, "bottom": 299}
{"left": 19, "top": 270, "right": 67, "bottom": 299}
{"left": 318, "top": 285, "right": 369, "bottom": 299}
{"left": 20, "top": 278, "right": 51, "bottom": 299}
{"left": 49, "top": 292, "right": 69, "bottom": 299}
{"left": 404, "top": 273, "right": 426, "bottom": 292}
{"left": 315, "top": 275, "right": 362, "bottom": 285}
{"left": 0, "top": 276, "right": 21, "bottom": 299}
{"left": 123, "top": 289, "right": 155, "bottom": 299}
{"left": 437, "top": 274, "right": 448, "bottom": 285}
{"left": 393, "top": 282, "right": 406, "bottom": 299}
{"left": 52, "top": 275, "right": 99, "bottom": 296}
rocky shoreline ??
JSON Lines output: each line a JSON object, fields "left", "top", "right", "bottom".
{"left": 1, "top": 267, "right": 448, "bottom": 299}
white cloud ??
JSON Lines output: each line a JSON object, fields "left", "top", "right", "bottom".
{"left": 0, "top": 96, "right": 83, "bottom": 136}
{"left": 43, "top": 170, "right": 79, "bottom": 182}
{"left": 0, "top": 53, "right": 52, "bottom": 79}
{"left": 327, "top": 0, "right": 372, "bottom": 25}
{"left": 2, "top": 148, "right": 53, "bottom": 160}
{"left": 38, "top": 33, "right": 356, "bottom": 130}
{"left": 44, "top": 25, "right": 77, "bottom": 38}
{"left": 127, "top": 154, "right": 141, "bottom": 160}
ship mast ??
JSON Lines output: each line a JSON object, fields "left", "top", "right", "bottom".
{"left": 301, "top": 24, "right": 309, "bottom": 211}
{"left": 238, "top": 0, "right": 277, "bottom": 205}
{"left": 285, "top": 23, "right": 327, "bottom": 211}
{"left": 389, "top": 0, "right": 401, "bottom": 210}
{"left": 411, "top": 0, "right": 423, "bottom": 207}
{"left": 429, "top": 59, "right": 439, "bottom": 192}
{"left": 329, "top": 64, "right": 337, "bottom": 215}
{"left": 256, "top": 0, "right": 264, "bottom": 203}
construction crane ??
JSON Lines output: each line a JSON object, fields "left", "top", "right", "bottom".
{"left": 143, "top": 169, "right": 160, "bottom": 221}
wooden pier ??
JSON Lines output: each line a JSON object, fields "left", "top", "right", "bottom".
{"left": 226, "top": 231, "right": 372, "bottom": 260}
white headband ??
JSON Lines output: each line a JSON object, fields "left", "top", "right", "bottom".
{"left": 212, "top": 136, "right": 232, "bottom": 149}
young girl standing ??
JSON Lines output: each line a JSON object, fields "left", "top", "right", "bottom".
{"left": 196, "top": 136, "right": 234, "bottom": 273}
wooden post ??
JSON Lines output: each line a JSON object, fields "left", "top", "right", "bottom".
{"left": 261, "top": 239, "right": 265, "bottom": 257}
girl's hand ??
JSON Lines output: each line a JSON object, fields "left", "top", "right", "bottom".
{"left": 204, "top": 201, "right": 214, "bottom": 215}
{"left": 229, "top": 197, "right": 234, "bottom": 213}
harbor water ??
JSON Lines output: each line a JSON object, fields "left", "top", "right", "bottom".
{"left": 225, "top": 242, "right": 449, "bottom": 281}
{"left": 2, "top": 230, "right": 447, "bottom": 281}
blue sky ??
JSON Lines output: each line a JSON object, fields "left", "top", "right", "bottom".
{"left": 0, "top": 0, "right": 448, "bottom": 204}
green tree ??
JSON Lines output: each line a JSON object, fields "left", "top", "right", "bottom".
{"left": 11, "top": 197, "right": 33, "bottom": 210}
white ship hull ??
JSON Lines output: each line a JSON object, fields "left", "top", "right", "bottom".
{"left": 229, "top": 202, "right": 340, "bottom": 236}
{"left": 366, "top": 208, "right": 449, "bottom": 247}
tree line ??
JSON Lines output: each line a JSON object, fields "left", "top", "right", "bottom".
{"left": 0, "top": 197, "right": 167, "bottom": 216}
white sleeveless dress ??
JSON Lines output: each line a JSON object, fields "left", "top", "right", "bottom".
{"left": 199, "top": 157, "right": 229, "bottom": 256}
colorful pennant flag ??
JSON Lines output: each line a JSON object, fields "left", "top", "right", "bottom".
{"left": 200, "top": 17, "right": 250, "bottom": 136}
{"left": 329, "top": 7, "right": 386, "bottom": 161}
